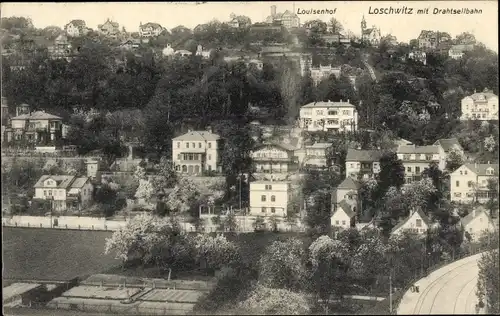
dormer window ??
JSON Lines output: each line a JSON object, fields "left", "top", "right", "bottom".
{"left": 486, "top": 168, "right": 494, "bottom": 175}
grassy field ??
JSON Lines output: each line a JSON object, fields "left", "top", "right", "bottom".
{"left": 2, "top": 227, "right": 119, "bottom": 281}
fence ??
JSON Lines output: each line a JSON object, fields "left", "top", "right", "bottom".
{"left": 365, "top": 243, "right": 491, "bottom": 315}
{"left": 46, "top": 301, "right": 193, "bottom": 315}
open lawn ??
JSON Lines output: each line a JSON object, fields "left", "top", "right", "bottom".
{"left": 2, "top": 227, "right": 119, "bottom": 281}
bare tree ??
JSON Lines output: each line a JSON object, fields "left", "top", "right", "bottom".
{"left": 328, "top": 18, "right": 344, "bottom": 34}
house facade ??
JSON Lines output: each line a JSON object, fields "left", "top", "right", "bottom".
{"left": 249, "top": 180, "right": 291, "bottom": 217}
{"left": 172, "top": 130, "right": 221, "bottom": 175}
{"left": 417, "top": 30, "right": 451, "bottom": 50}
{"left": 33, "top": 175, "right": 93, "bottom": 212}
{"left": 48, "top": 34, "right": 72, "bottom": 60}
{"left": 391, "top": 209, "right": 431, "bottom": 236}
{"left": 299, "top": 101, "right": 358, "bottom": 133}
{"left": 448, "top": 44, "right": 474, "bottom": 59}
{"left": 5, "top": 110, "right": 64, "bottom": 145}
{"left": 139, "top": 22, "right": 164, "bottom": 37}
{"left": 251, "top": 143, "right": 297, "bottom": 176}
{"left": 361, "top": 16, "right": 381, "bottom": 46}
{"left": 265, "top": 5, "right": 300, "bottom": 28}
{"left": 461, "top": 207, "right": 496, "bottom": 241}
{"left": 295, "top": 142, "right": 331, "bottom": 169}
{"left": 98, "top": 19, "right": 120, "bottom": 38}
{"left": 460, "top": 89, "right": 498, "bottom": 121}
{"left": 64, "top": 20, "right": 87, "bottom": 37}
{"left": 408, "top": 50, "right": 427, "bottom": 65}
{"left": 396, "top": 144, "right": 446, "bottom": 184}
{"left": 345, "top": 149, "right": 383, "bottom": 179}
{"left": 450, "top": 163, "right": 499, "bottom": 203}
{"left": 331, "top": 201, "right": 356, "bottom": 229}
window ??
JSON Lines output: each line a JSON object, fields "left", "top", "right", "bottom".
{"left": 208, "top": 154, "right": 211, "bottom": 161}
{"left": 328, "top": 110, "right": 338, "bottom": 115}
{"left": 316, "top": 110, "right": 323, "bottom": 115}
{"left": 403, "top": 154, "right": 411, "bottom": 160}
{"left": 426, "top": 155, "right": 432, "bottom": 160}
{"left": 454, "top": 192, "right": 462, "bottom": 197}
{"left": 416, "top": 219, "right": 422, "bottom": 227}
{"left": 177, "top": 142, "right": 180, "bottom": 148}
{"left": 460, "top": 171, "right": 463, "bottom": 175}
{"left": 271, "top": 195, "right": 276, "bottom": 202}
{"left": 261, "top": 195, "right": 266, "bottom": 202}
{"left": 350, "top": 163, "right": 354, "bottom": 168}
{"left": 342, "top": 110, "right": 350, "bottom": 115}
{"left": 192, "top": 142, "right": 195, "bottom": 148}
{"left": 48, "top": 190, "right": 52, "bottom": 196}
{"left": 261, "top": 207, "right": 266, "bottom": 213}
{"left": 342, "top": 220, "right": 346, "bottom": 225}
{"left": 271, "top": 207, "right": 276, "bottom": 213}
{"left": 456, "top": 181, "right": 460, "bottom": 187}
{"left": 415, "top": 167, "right": 421, "bottom": 173}
{"left": 336, "top": 220, "right": 340, "bottom": 225}
{"left": 464, "top": 170, "right": 468, "bottom": 175}
{"left": 186, "top": 143, "right": 190, "bottom": 148}
{"left": 208, "top": 142, "right": 212, "bottom": 149}
{"left": 178, "top": 154, "right": 181, "bottom": 160}
{"left": 265, "top": 184, "right": 273, "bottom": 190}
{"left": 468, "top": 181, "right": 473, "bottom": 188}
{"left": 407, "top": 167, "right": 412, "bottom": 172}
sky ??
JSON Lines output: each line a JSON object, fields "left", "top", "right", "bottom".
{"left": 1, "top": 1, "right": 498, "bottom": 51}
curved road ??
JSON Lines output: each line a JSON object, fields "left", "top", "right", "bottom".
{"left": 397, "top": 253, "right": 485, "bottom": 315}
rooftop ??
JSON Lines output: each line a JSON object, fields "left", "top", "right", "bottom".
{"left": 34, "top": 175, "right": 76, "bottom": 189}
{"left": 11, "top": 110, "right": 62, "bottom": 120}
{"left": 397, "top": 145, "right": 441, "bottom": 155}
{"left": 433, "top": 138, "right": 461, "bottom": 152}
{"left": 172, "top": 130, "right": 220, "bottom": 141}
{"left": 391, "top": 208, "right": 431, "bottom": 234}
{"left": 337, "top": 200, "right": 356, "bottom": 218}
{"left": 466, "top": 88, "right": 498, "bottom": 101}
{"left": 337, "top": 177, "right": 361, "bottom": 190}
{"left": 3, "top": 283, "right": 42, "bottom": 302}
{"left": 463, "top": 163, "right": 499, "bottom": 176}
{"left": 461, "top": 207, "right": 492, "bottom": 227}
{"left": 301, "top": 100, "right": 355, "bottom": 109}
{"left": 346, "top": 148, "right": 383, "bottom": 162}
{"left": 251, "top": 180, "right": 291, "bottom": 185}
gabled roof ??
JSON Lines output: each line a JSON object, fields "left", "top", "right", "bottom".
{"left": 172, "top": 130, "right": 220, "bottom": 141}
{"left": 433, "top": 138, "right": 462, "bottom": 152}
{"left": 466, "top": 89, "right": 498, "bottom": 101}
{"left": 141, "top": 22, "right": 163, "bottom": 29}
{"left": 254, "top": 142, "right": 295, "bottom": 152}
{"left": 461, "top": 207, "right": 493, "bottom": 227}
{"left": 34, "top": 175, "right": 76, "bottom": 189}
{"left": 397, "top": 145, "right": 441, "bottom": 155}
{"left": 68, "top": 20, "right": 86, "bottom": 28}
{"left": 11, "top": 111, "right": 62, "bottom": 120}
{"left": 69, "top": 177, "right": 90, "bottom": 189}
{"left": 337, "top": 177, "right": 361, "bottom": 190}
{"left": 463, "top": 163, "right": 499, "bottom": 176}
{"left": 346, "top": 149, "right": 383, "bottom": 162}
{"left": 301, "top": 101, "right": 355, "bottom": 109}
{"left": 336, "top": 200, "right": 356, "bottom": 218}
{"left": 391, "top": 208, "right": 431, "bottom": 234}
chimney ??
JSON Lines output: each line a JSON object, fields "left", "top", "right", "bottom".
{"left": 340, "top": 99, "right": 342, "bottom": 102}
{"left": 271, "top": 5, "right": 277, "bottom": 16}
{"left": 347, "top": 99, "right": 350, "bottom": 103}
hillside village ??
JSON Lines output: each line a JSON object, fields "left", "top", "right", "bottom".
{"left": 1, "top": 4, "right": 499, "bottom": 316}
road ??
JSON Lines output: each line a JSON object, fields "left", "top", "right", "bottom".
{"left": 397, "top": 253, "right": 485, "bottom": 315}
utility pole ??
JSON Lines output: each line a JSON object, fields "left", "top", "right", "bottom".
{"left": 239, "top": 173, "right": 242, "bottom": 210}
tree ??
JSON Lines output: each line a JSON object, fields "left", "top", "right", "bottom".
{"left": 258, "top": 238, "right": 306, "bottom": 290}
{"left": 267, "top": 215, "right": 281, "bottom": 232}
{"left": 328, "top": 17, "right": 343, "bottom": 34}
{"left": 477, "top": 249, "right": 499, "bottom": 313}
{"left": 239, "top": 285, "right": 310, "bottom": 315}
{"left": 135, "top": 179, "right": 155, "bottom": 204}
{"left": 152, "top": 157, "right": 178, "bottom": 193}
{"left": 252, "top": 216, "right": 266, "bottom": 231}
{"left": 189, "top": 233, "right": 240, "bottom": 272}
{"left": 165, "top": 178, "right": 202, "bottom": 213}
{"left": 375, "top": 151, "right": 405, "bottom": 198}
{"left": 485, "top": 178, "right": 499, "bottom": 218}
{"left": 446, "top": 149, "right": 464, "bottom": 172}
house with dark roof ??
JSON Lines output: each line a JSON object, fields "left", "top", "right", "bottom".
{"left": 5, "top": 110, "right": 64, "bottom": 146}
{"left": 331, "top": 199, "right": 356, "bottom": 229}
{"left": 139, "top": 22, "right": 164, "bottom": 38}
{"left": 391, "top": 208, "right": 431, "bottom": 236}
{"left": 461, "top": 206, "right": 496, "bottom": 241}
{"left": 345, "top": 148, "right": 383, "bottom": 179}
{"left": 251, "top": 142, "right": 298, "bottom": 179}
{"left": 450, "top": 163, "right": 499, "bottom": 204}
{"left": 460, "top": 88, "right": 498, "bottom": 121}
{"left": 172, "top": 129, "right": 221, "bottom": 175}
{"left": 397, "top": 144, "right": 446, "bottom": 184}
{"left": 265, "top": 5, "right": 300, "bottom": 28}
{"left": 448, "top": 44, "right": 475, "bottom": 60}
{"left": 64, "top": 19, "right": 88, "bottom": 37}
{"left": 33, "top": 175, "right": 94, "bottom": 212}
{"left": 331, "top": 177, "right": 361, "bottom": 215}
{"left": 433, "top": 138, "right": 465, "bottom": 159}
{"left": 98, "top": 18, "right": 120, "bottom": 38}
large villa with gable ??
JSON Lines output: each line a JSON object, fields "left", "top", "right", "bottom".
{"left": 172, "top": 129, "right": 221, "bottom": 175}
